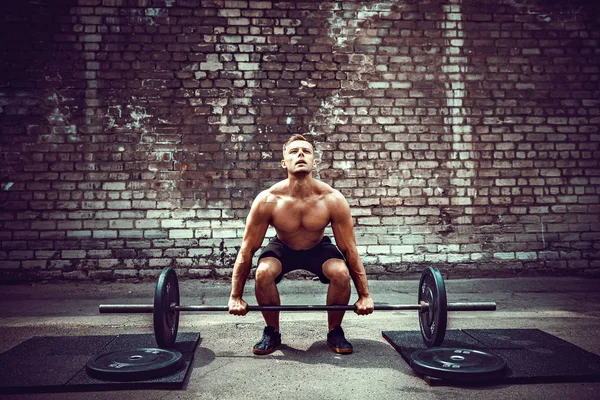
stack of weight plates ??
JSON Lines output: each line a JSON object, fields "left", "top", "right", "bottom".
{"left": 86, "top": 347, "right": 184, "bottom": 381}
{"left": 410, "top": 347, "right": 507, "bottom": 382}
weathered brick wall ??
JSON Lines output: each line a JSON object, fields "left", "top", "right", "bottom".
{"left": 1, "top": 0, "right": 599, "bottom": 281}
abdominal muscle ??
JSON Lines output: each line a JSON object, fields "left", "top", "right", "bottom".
{"left": 274, "top": 228, "right": 326, "bottom": 251}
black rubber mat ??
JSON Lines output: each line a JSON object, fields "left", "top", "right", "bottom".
{"left": 0, "top": 332, "right": 200, "bottom": 394}
{"left": 382, "top": 329, "right": 600, "bottom": 386}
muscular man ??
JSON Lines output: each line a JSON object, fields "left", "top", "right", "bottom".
{"left": 228, "top": 134, "right": 375, "bottom": 355}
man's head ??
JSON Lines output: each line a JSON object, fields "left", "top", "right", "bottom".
{"left": 281, "top": 134, "right": 316, "bottom": 175}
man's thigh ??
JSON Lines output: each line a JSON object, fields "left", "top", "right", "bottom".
{"left": 256, "top": 256, "right": 283, "bottom": 281}
{"left": 321, "top": 258, "right": 350, "bottom": 281}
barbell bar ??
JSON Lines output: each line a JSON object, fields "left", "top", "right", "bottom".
{"left": 99, "top": 302, "right": 497, "bottom": 313}
{"left": 98, "top": 266, "right": 497, "bottom": 349}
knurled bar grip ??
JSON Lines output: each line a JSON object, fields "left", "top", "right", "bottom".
{"left": 98, "top": 302, "right": 497, "bottom": 313}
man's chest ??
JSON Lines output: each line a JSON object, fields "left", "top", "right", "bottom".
{"left": 270, "top": 198, "right": 330, "bottom": 233}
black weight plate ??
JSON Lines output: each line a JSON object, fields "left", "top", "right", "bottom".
{"left": 154, "top": 267, "right": 180, "bottom": 348}
{"left": 86, "top": 347, "right": 184, "bottom": 381}
{"left": 410, "top": 347, "right": 507, "bottom": 381}
{"left": 418, "top": 267, "right": 448, "bottom": 347}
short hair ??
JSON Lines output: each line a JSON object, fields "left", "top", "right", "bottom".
{"left": 282, "top": 134, "right": 311, "bottom": 155}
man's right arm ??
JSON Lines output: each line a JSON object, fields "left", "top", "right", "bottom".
{"left": 228, "top": 190, "right": 272, "bottom": 315}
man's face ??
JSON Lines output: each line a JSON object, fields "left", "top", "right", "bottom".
{"left": 281, "top": 140, "right": 315, "bottom": 174}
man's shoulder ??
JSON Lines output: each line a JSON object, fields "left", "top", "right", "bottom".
{"left": 255, "top": 180, "right": 287, "bottom": 203}
{"left": 316, "top": 181, "right": 348, "bottom": 208}
{"left": 264, "top": 180, "right": 287, "bottom": 196}
{"left": 315, "top": 180, "right": 344, "bottom": 198}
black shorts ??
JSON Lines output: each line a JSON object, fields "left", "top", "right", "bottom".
{"left": 257, "top": 236, "right": 346, "bottom": 284}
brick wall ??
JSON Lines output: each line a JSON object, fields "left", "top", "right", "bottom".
{"left": 1, "top": 0, "right": 599, "bottom": 281}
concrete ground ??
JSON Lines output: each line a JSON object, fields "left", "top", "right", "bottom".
{"left": 0, "top": 275, "right": 599, "bottom": 400}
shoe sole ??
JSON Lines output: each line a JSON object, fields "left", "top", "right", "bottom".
{"left": 327, "top": 341, "right": 353, "bottom": 354}
{"left": 252, "top": 344, "right": 280, "bottom": 355}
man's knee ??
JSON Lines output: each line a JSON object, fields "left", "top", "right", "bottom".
{"left": 323, "top": 259, "right": 350, "bottom": 284}
{"left": 255, "top": 257, "right": 282, "bottom": 284}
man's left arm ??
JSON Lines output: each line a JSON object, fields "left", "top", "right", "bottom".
{"left": 329, "top": 192, "right": 374, "bottom": 315}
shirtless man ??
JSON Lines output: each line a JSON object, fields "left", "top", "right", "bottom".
{"left": 228, "top": 134, "right": 375, "bottom": 355}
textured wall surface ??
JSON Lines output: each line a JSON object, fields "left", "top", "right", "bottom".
{"left": 1, "top": 0, "right": 599, "bottom": 281}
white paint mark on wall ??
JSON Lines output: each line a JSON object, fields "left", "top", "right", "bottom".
{"left": 309, "top": 4, "right": 395, "bottom": 178}
{"left": 44, "top": 72, "right": 63, "bottom": 82}
{"left": 81, "top": 16, "right": 100, "bottom": 142}
{"left": 200, "top": 54, "right": 224, "bottom": 71}
{"left": 505, "top": 0, "right": 565, "bottom": 21}
{"left": 305, "top": 94, "right": 345, "bottom": 175}
{"left": 307, "top": 92, "right": 347, "bottom": 137}
{"left": 106, "top": 102, "right": 159, "bottom": 150}
{"left": 47, "top": 105, "right": 71, "bottom": 124}
{"left": 541, "top": 216, "right": 546, "bottom": 248}
{"left": 4, "top": 182, "right": 14, "bottom": 191}
{"left": 440, "top": 0, "right": 474, "bottom": 168}
{"left": 47, "top": 93, "right": 71, "bottom": 125}
{"left": 128, "top": 105, "right": 152, "bottom": 129}
{"left": 146, "top": 8, "right": 167, "bottom": 17}
{"left": 327, "top": 6, "right": 348, "bottom": 47}
{"left": 320, "top": 3, "right": 392, "bottom": 118}
{"left": 106, "top": 105, "right": 122, "bottom": 128}
{"left": 336, "top": 161, "right": 354, "bottom": 170}
{"left": 45, "top": 91, "right": 79, "bottom": 142}
{"left": 326, "top": 2, "right": 393, "bottom": 47}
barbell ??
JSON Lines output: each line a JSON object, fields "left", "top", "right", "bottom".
{"left": 98, "top": 266, "right": 497, "bottom": 349}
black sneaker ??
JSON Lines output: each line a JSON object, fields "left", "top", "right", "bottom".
{"left": 252, "top": 326, "right": 281, "bottom": 355}
{"left": 327, "top": 326, "right": 353, "bottom": 354}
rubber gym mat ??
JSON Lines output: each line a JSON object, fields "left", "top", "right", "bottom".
{"left": 382, "top": 329, "right": 600, "bottom": 386}
{"left": 0, "top": 332, "right": 200, "bottom": 394}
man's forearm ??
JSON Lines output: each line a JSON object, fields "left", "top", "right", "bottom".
{"left": 230, "top": 248, "right": 253, "bottom": 298}
{"left": 345, "top": 252, "right": 371, "bottom": 297}
{"left": 350, "top": 270, "right": 371, "bottom": 298}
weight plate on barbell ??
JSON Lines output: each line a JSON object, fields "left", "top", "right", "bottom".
{"left": 154, "top": 267, "right": 180, "bottom": 349}
{"left": 409, "top": 347, "right": 507, "bottom": 381}
{"left": 418, "top": 266, "right": 448, "bottom": 347}
{"left": 86, "top": 347, "right": 184, "bottom": 381}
